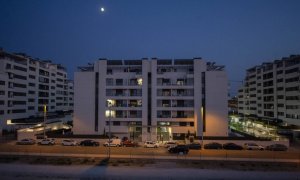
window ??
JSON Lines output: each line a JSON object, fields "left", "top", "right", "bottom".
{"left": 286, "top": 77, "right": 299, "bottom": 83}
{"left": 13, "top": 65, "right": 27, "bottom": 72}
{"left": 29, "top": 75, "right": 35, "bottom": 79}
{"left": 278, "top": 112, "right": 284, "bottom": 116}
{"left": 285, "top": 67, "right": 299, "bottom": 74}
{"left": 6, "top": 63, "right": 11, "bottom": 69}
{"left": 277, "top": 87, "right": 283, "bottom": 91}
{"left": 286, "top": 96, "right": 299, "bottom": 100}
{"left": 113, "top": 121, "right": 120, "bottom": 126}
{"left": 106, "top": 78, "right": 113, "bottom": 86}
{"left": 28, "top": 91, "right": 35, "bottom": 95}
{"left": 179, "top": 122, "right": 187, "bottom": 126}
{"left": 107, "top": 69, "right": 113, "bottom": 75}
{"left": 277, "top": 70, "right": 283, "bottom": 74}
{"left": 116, "top": 79, "right": 123, "bottom": 86}
{"left": 14, "top": 74, "right": 27, "bottom": 80}
{"left": 278, "top": 104, "right": 284, "bottom": 107}
{"left": 12, "top": 109, "right": 26, "bottom": 113}
{"left": 29, "top": 67, "right": 36, "bottom": 71}
{"left": 277, "top": 78, "right": 283, "bottom": 83}
{"left": 29, "top": 83, "right": 35, "bottom": 87}
{"left": 277, "top": 95, "right": 284, "bottom": 99}
{"left": 286, "top": 86, "right": 299, "bottom": 92}
{"left": 28, "top": 106, "right": 34, "bottom": 110}
{"left": 14, "top": 83, "right": 26, "bottom": 88}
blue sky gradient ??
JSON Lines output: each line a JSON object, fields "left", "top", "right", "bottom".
{"left": 1, "top": 0, "right": 300, "bottom": 95}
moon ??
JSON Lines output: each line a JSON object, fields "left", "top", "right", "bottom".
{"left": 100, "top": 7, "right": 105, "bottom": 12}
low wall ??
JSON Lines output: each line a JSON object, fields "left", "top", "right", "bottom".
{"left": 193, "top": 139, "right": 290, "bottom": 147}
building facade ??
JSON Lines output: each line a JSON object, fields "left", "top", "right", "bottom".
{"left": 74, "top": 58, "right": 228, "bottom": 141}
{"left": 0, "top": 49, "right": 73, "bottom": 130}
{"left": 238, "top": 55, "right": 300, "bottom": 126}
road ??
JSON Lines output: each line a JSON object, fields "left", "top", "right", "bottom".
{"left": 1, "top": 163, "right": 300, "bottom": 180}
{"left": 0, "top": 143, "right": 299, "bottom": 162}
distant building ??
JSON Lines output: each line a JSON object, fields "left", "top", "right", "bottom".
{"left": 0, "top": 49, "right": 73, "bottom": 130}
{"left": 238, "top": 55, "right": 300, "bottom": 126}
{"left": 74, "top": 58, "right": 228, "bottom": 142}
{"left": 228, "top": 96, "right": 238, "bottom": 115}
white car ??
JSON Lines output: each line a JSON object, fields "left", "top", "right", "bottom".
{"left": 38, "top": 139, "right": 55, "bottom": 145}
{"left": 144, "top": 141, "right": 159, "bottom": 148}
{"left": 244, "top": 143, "right": 264, "bottom": 150}
{"left": 62, "top": 139, "right": 78, "bottom": 146}
{"left": 164, "top": 141, "right": 177, "bottom": 148}
{"left": 103, "top": 139, "right": 122, "bottom": 147}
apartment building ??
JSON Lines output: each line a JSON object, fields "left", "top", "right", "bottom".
{"left": 0, "top": 49, "right": 74, "bottom": 130}
{"left": 74, "top": 58, "right": 228, "bottom": 141}
{"left": 238, "top": 55, "right": 300, "bottom": 126}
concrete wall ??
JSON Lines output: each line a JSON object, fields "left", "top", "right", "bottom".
{"left": 205, "top": 71, "right": 228, "bottom": 136}
{"left": 73, "top": 72, "right": 97, "bottom": 134}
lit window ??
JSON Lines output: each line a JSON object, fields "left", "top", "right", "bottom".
{"left": 137, "top": 78, "right": 143, "bottom": 86}
{"left": 105, "top": 110, "right": 115, "bottom": 118}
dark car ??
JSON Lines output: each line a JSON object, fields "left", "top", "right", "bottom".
{"left": 266, "top": 144, "right": 288, "bottom": 151}
{"left": 80, "top": 140, "right": 99, "bottom": 146}
{"left": 204, "top": 142, "right": 222, "bottom": 150}
{"left": 187, "top": 143, "right": 201, "bottom": 150}
{"left": 16, "top": 138, "right": 36, "bottom": 145}
{"left": 168, "top": 145, "right": 189, "bottom": 154}
{"left": 122, "top": 140, "right": 138, "bottom": 147}
{"left": 223, "top": 143, "right": 243, "bottom": 150}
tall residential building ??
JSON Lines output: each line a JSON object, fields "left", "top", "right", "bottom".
{"left": 0, "top": 49, "right": 74, "bottom": 130}
{"left": 74, "top": 58, "right": 228, "bottom": 141}
{"left": 238, "top": 55, "right": 300, "bottom": 126}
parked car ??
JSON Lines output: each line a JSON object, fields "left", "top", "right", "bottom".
{"left": 266, "top": 144, "right": 288, "bottom": 151}
{"left": 204, "top": 142, "right": 222, "bottom": 149}
{"left": 104, "top": 139, "right": 122, "bottom": 147}
{"left": 122, "top": 140, "right": 138, "bottom": 147}
{"left": 80, "top": 140, "right": 99, "bottom": 146}
{"left": 187, "top": 142, "right": 201, "bottom": 150}
{"left": 144, "top": 141, "right": 159, "bottom": 148}
{"left": 168, "top": 145, "right": 189, "bottom": 154}
{"left": 164, "top": 141, "right": 177, "bottom": 148}
{"left": 223, "top": 143, "right": 243, "bottom": 150}
{"left": 62, "top": 139, "right": 78, "bottom": 146}
{"left": 38, "top": 138, "right": 55, "bottom": 145}
{"left": 16, "top": 138, "right": 36, "bottom": 145}
{"left": 244, "top": 143, "right": 264, "bottom": 150}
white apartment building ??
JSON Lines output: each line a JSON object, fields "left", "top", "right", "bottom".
{"left": 238, "top": 55, "right": 300, "bottom": 126}
{"left": 74, "top": 58, "right": 228, "bottom": 141}
{"left": 0, "top": 49, "right": 74, "bottom": 130}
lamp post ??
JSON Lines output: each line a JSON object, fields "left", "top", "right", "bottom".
{"left": 43, "top": 104, "right": 47, "bottom": 139}
{"left": 107, "top": 100, "right": 112, "bottom": 159}
{"left": 201, "top": 106, "right": 204, "bottom": 149}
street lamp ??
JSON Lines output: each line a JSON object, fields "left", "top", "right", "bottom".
{"left": 201, "top": 106, "right": 204, "bottom": 149}
{"left": 43, "top": 104, "right": 47, "bottom": 139}
{"left": 107, "top": 99, "right": 112, "bottom": 159}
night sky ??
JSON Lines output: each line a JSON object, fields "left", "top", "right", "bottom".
{"left": 1, "top": 0, "right": 300, "bottom": 96}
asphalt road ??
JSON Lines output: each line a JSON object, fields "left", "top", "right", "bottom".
{"left": 1, "top": 163, "right": 300, "bottom": 180}
{"left": 0, "top": 143, "right": 299, "bottom": 161}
